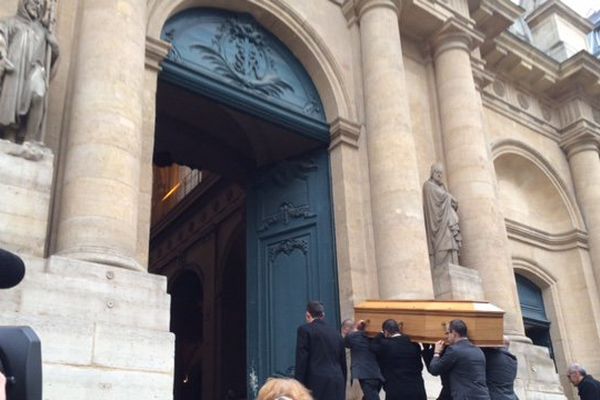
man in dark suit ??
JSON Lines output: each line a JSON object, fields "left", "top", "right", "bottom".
{"left": 422, "top": 343, "right": 452, "bottom": 400}
{"left": 567, "top": 363, "right": 600, "bottom": 400}
{"left": 429, "top": 319, "right": 490, "bottom": 400}
{"left": 345, "top": 320, "right": 384, "bottom": 400}
{"left": 484, "top": 336, "right": 518, "bottom": 400}
{"left": 294, "top": 301, "right": 347, "bottom": 400}
{"left": 370, "top": 319, "right": 427, "bottom": 400}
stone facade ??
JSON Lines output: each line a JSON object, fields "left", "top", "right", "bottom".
{"left": 0, "top": 0, "right": 599, "bottom": 399}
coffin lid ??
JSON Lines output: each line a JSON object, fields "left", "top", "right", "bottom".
{"left": 355, "top": 300, "right": 505, "bottom": 316}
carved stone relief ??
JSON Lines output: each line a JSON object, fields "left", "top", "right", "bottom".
{"left": 517, "top": 93, "right": 529, "bottom": 110}
{"left": 162, "top": 9, "right": 326, "bottom": 121}
{"left": 259, "top": 202, "right": 315, "bottom": 232}
{"left": 268, "top": 238, "right": 309, "bottom": 262}
{"left": 492, "top": 81, "right": 506, "bottom": 97}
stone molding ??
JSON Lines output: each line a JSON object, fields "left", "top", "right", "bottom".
{"left": 469, "top": 0, "right": 524, "bottom": 38}
{"left": 431, "top": 17, "right": 485, "bottom": 59}
{"left": 525, "top": 0, "right": 594, "bottom": 35}
{"left": 560, "top": 121, "right": 600, "bottom": 159}
{"left": 147, "top": 0, "right": 355, "bottom": 122}
{"left": 55, "top": 247, "right": 144, "bottom": 271}
{"left": 329, "top": 117, "right": 361, "bottom": 150}
{"left": 482, "top": 32, "right": 600, "bottom": 102}
{"left": 492, "top": 138, "right": 586, "bottom": 230}
{"left": 505, "top": 218, "right": 588, "bottom": 252}
{"left": 145, "top": 36, "right": 171, "bottom": 72}
{"left": 342, "top": 0, "right": 402, "bottom": 24}
{"left": 471, "top": 55, "right": 495, "bottom": 89}
{"left": 482, "top": 78, "right": 560, "bottom": 135}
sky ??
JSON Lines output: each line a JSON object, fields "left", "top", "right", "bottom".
{"left": 562, "top": 0, "right": 600, "bottom": 17}
{"left": 510, "top": 0, "right": 600, "bottom": 17}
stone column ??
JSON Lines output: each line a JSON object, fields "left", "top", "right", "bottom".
{"left": 55, "top": 0, "right": 147, "bottom": 270}
{"left": 355, "top": 0, "right": 434, "bottom": 299}
{"left": 136, "top": 37, "right": 172, "bottom": 267}
{"left": 563, "top": 134, "right": 600, "bottom": 291}
{"left": 432, "top": 23, "right": 524, "bottom": 335}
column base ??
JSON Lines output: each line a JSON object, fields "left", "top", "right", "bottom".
{"left": 432, "top": 263, "right": 485, "bottom": 300}
{"left": 56, "top": 247, "right": 144, "bottom": 271}
{"left": 510, "top": 340, "right": 566, "bottom": 399}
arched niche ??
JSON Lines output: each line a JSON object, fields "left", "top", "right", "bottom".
{"left": 494, "top": 153, "right": 576, "bottom": 234}
{"left": 160, "top": 8, "right": 329, "bottom": 142}
{"left": 146, "top": 0, "right": 354, "bottom": 125}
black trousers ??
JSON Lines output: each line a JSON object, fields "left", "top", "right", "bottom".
{"left": 359, "top": 378, "right": 382, "bottom": 400}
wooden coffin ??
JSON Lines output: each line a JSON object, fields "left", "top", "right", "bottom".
{"left": 354, "top": 300, "right": 504, "bottom": 347}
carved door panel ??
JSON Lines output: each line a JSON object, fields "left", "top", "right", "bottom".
{"left": 246, "top": 147, "right": 339, "bottom": 397}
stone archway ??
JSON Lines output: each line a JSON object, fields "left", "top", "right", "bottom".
{"left": 146, "top": 6, "right": 351, "bottom": 399}
{"left": 141, "top": 0, "right": 366, "bottom": 324}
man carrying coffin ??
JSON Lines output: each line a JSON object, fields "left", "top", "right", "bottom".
{"left": 429, "top": 319, "right": 490, "bottom": 400}
{"left": 370, "top": 319, "right": 426, "bottom": 400}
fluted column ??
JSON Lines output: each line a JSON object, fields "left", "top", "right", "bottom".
{"left": 564, "top": 135, "right": 600, "bottom": 291}
{"left": 55, "top": 0, "right": 147, "bottom": 270}
{"left": 432, "top": 24, "right": 524, "bottom": 335}
{"left": 355, "top": 0, "right": 434, "bottom": 299}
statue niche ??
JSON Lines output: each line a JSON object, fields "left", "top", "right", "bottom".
{"left": 0, "top": 0, "right": 59, "bottom": 145}
{"left": 423, "top": 163, "right": 462, "bottom": 269}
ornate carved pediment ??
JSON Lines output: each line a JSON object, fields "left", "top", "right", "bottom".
{"left": 161, "top": 9, "right": 326, "bottom": 122}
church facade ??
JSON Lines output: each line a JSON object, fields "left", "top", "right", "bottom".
{"left": 0, "top": 0, "right": 599, "bottom": 399}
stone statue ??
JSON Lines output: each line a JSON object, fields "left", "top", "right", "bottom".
{"left": 423, "top": 163, "right": 462, "bottom": 269}
{"left": 0, "top": 0, "right": 59, "bottom": 144}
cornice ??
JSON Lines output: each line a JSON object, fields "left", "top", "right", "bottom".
{"left": 505, "top": 218, "right": 588, "bottom": 252}
{"left": 482, "top": 32, "right": 559, "bottom": 93}
{"left": 468, "top": 0, "right": 524, "bottom": 38}
{"left": 481, "top": 92, "right": 560, "bottom": 141}
{"left": 329, "top": 117, "right": 362, "bottom": 150}
{"left": 431, "top": 17, "right": 485, "bottom": 58}
{"left": 526, "top": 0, "right": 594, "bottom": 34}
{"left": 145, "top": 36, "right": 171, "bottom": 72}
{"left": 342, "top": 0, "right": 402, "bottom": 25}
{"left": 482, "top": 32, "right": 600, "bottom": 102}
{"left": 560, "top": 120, "right": 600, "bottom": 158}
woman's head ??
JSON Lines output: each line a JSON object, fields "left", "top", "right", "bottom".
{"left": 257, "top": 378, "right": 313, "bottom": 400}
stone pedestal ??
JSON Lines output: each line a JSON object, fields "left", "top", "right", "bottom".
{"left": 510, "top": 340, "right": 566, "bottom": 400}
{"left": 0, "top": 255, "right": 174, "bottom": 399}
{"left": 432, "top": 263, "right": 485, "bottom": 301}
{"left": 0, "top": 140, "right": 53, "bottom": 256}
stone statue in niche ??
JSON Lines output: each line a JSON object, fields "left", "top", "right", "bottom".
{"left": 0, "top": 0, "right": 59, "bottom": 145}
{"left": 423, "top": 163, "right": 462, "bottom": 269}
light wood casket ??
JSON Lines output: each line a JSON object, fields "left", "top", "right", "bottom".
{"left": 354, "top": 300, "right": 504, "bottom": 347}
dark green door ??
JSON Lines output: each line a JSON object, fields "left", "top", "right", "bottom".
{"left": 246, "top": 148, "right": 339, "bottom": 397}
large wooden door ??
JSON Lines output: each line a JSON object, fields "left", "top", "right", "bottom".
{"left": 246, "top": 148, "right": 339, "bottom": 397}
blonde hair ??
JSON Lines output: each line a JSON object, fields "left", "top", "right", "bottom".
{"left": 257, "top": 378, "right": 313, "bottom": 400}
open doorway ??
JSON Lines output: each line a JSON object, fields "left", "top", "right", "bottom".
{"left": 148, "top": 7, "right": 341, "bottom": 399}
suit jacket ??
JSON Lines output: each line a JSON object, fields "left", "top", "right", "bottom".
{"left": 429, "top": 339, "right": 490, "bottom": 400}
{"left": 345, "top": 330, "right": 384, "bottom": 382}
{"left": 370, "top": 333, "right": 427, "bottom": 400}
{"left": 423, "top": 345, "right": 452, "bottom": 400}
{"left": 294, "top": 319, "right": 347, "bottom": 400}
{"left": 578, "top": 375, "right": 600, "bottom": 400}
{"left": 483, "top": 348, "right": 518, "bottom": 400}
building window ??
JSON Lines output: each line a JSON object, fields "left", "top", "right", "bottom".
{"left": 515, "top": 274, "right": 555, "bottom": 362}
